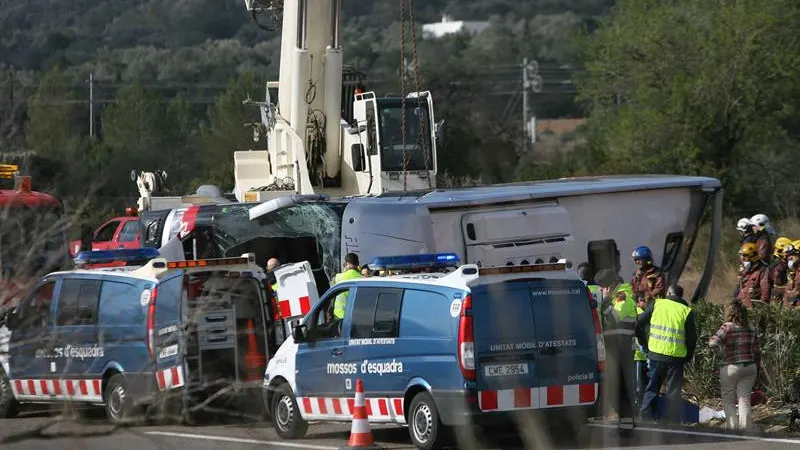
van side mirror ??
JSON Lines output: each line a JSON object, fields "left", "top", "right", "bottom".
{"left": 3, "top": 310, "right": 18, "bottom": 330}
{"left": 291, "top": 320, "right": 306, "bottom": 342}
{"left": 351, "top": 144, "right": 365, "bottom": 172}
{"left": 434, "top": 119, "right": 446, "bottom": 147}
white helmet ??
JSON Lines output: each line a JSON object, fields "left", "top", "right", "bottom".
{"left": 750, "top": 214, "right": 770, "bottom": 231}
{"left": 736, "top": 217, "right": 751, "bottom": 233}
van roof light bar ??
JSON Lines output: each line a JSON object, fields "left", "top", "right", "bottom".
{"left": 165, "top": 253, "right": 257, "bottom": 269}
{"left": 368, "top": 253, "right": 460, "bottom": 272}
{"left": 478, "top": 261, "right": 567, "bottom": 276}
{"left": 74, "top": 248, "right": 161, "bottom": 266}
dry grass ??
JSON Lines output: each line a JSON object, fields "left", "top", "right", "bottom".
{"left": 681, "top": 217, "right": 800, "bottom": 303}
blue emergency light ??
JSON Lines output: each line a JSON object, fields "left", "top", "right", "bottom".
{"left": 368, "top": 253, "right": 460, "bottom": 271}
{"left": 74, "top": 248, "right": 161, "bottom": 265}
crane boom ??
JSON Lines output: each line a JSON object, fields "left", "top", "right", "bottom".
{"left": 238, "top": 0, "right": 440, "bottom": 202}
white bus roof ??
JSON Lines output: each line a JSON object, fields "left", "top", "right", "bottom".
{"left": 366, "top": 174, "right": 721, "bottom": 209}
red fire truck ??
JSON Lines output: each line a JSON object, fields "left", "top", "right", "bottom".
{"left": 0, "top": 165, "right": 69, "bottom": 307}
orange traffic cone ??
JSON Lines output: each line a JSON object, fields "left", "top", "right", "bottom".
{"left": 243, "top": 318, "right": 266, "bottom": 381}
{"left": 340, "top": 378, "right": 381, "bottom": 450}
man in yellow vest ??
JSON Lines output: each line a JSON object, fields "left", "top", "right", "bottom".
{"left": 595, "top": 269, "right": 637, "bottom": 436}
{"left": 635, "top": 285, "right": 697, "bottom": 423}
{"left": 330, "top": 253, "right": 361, "bottom": 320}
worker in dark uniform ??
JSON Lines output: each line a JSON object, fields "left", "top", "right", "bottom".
{"left": 631, "top": 246, "right": 667, "bottom": 307}
{"left": 578, "top": 262, "right": 601, "bottom": 305}
{"left": 596, "top": 268, "right": 637, "bottom": 436}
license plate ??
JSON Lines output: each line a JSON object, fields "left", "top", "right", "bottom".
{"left": 483, "top": 363, "right": 529, "bottom": 377}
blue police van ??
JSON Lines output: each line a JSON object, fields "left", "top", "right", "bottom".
{"left": 0, "top": 248, "right": 279, "bottom": 424}
{"left": 263, "top": 253, "right": 605, "bottom": 450}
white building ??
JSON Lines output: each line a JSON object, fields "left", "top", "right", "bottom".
{"left": 422, "top": 15, "right": 490, "bottom": 39}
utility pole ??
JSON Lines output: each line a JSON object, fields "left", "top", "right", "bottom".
{"left": 88, "top": 72, "right": 95, "bottom": 140}
{"left": 522, "top": 58, "right": 542, "bottom": 153}
{"left": 8, "top": 68, "right": 13, "bottom": 107}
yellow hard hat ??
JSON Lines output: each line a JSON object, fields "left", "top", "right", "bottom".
{"left": 739, "top": 242, "right": 759, "bottom": 262}
{"left": 793, "top": 239, "right": 800, "bottom": 249}
{"left": 775, "top": 237, "right": 792, "bottom": 258}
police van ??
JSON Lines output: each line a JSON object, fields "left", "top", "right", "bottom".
{"left": 0, "top": 248, "right": 281, "bottom": 423}
{"left": 263, "top": 253, "right": 605, "bottom": 450}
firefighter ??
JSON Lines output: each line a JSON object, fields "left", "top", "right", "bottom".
{"left": 750, "top": 214, "right": 775, "bottom": 264}
{"left": 771, "top": 238, "right": 792, "bottom": 303}
{"left": 631, "top": 246, "right": 667, "bottom": 307}
{"left": 331, "top": 253, "right": 362, "bottom": 319}
{"left": 737, "top": 218, "right": 756, "bottom": 244}
{"left": 784, "top": 243, "right": 800, "bottom": 307}
{"left": 595, "top": 268, "right": 637, "bottom": 436}
{"left": 736, "top": 242, "right": 771, "bottom": 308}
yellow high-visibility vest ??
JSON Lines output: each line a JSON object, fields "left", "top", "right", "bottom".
{"left": 332, "top": 268, "right": 361, "bottom": 319}
{"left": 602, "top": 283, "right": 637, "bottom": 337}
{"left": 648, "top": 298, "right": 691, "bottom": 358}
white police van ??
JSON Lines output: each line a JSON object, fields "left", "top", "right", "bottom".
{"left": 264, "top": 253, "right": 604, "bottom": 450}
{"left": 0, "top": 248, "right": 281, "bottom": 423}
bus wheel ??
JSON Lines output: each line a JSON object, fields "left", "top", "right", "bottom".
{"left": 104, "top": 374, "right": 134, "bottom": 425}
{"left": 408, "top": 392, "right": 448, "bottom": 450}
{"left": 0, "top": 371, "right": 19, "bottom": 418}
{"left": 271, "top": 384, "right": 308, "bottom": 439}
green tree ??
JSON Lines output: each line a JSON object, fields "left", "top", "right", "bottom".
{"left": 576, "top": 0, "right": 800, "bottom": 213}
{"left": 198, "top": 71, "right": 265, "bottom": 189}
{"left": 25, "top": 66, "right": 92, "bottom": 192}
{"left": 26, "top": 67, "right": 86, "bottom": 162}
{"left": 99, "top": 83, "right": 172, "bottom": 195}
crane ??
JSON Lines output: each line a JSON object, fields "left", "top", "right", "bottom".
{"left": 237, "top": 0, "right": 442, "bottom": 202}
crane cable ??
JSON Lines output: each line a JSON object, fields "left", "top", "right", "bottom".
{"left": 407, "top": 0, "right": 431, "bottom": 189}
{"left": 399, "top": 0, "right": 408, "bottom": 190}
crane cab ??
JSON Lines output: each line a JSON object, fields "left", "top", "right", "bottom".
{"left": 348, "top": 91, "right": 439, "bottom": 193}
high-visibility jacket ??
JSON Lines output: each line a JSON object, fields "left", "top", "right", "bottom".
{"left": 588, "top": 284, "right": 603, "bottom": 332}
{"left": 332, "top": 268, "right": 361, "bottom": 319}
{"left": 602, "top": 283, "right": 637, "bottom": 340}
{"left": 634, "top": 306, "right": 647, "bottom": 361}
{"left": 648, "top": 298, "right": 691, "bottom": 358}
{"left": 588, "top": 284, "right": 602, "bottom": 304}
{"left": 271, "top": 282, "right": 281, "bottom": 319}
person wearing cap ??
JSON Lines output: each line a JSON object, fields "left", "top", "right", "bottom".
{"left": 595, "top": 268, "right": 637, "bottom": 436}
{"left": 635, "top": 284, "right": 697, "bottom": 423}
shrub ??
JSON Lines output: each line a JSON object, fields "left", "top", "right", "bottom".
{"left": 684, "top": 303, "right": 800, "bottom": 404}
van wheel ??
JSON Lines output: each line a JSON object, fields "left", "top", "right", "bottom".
{"left": 408, "top": 392, "right": 448, "bottom": 450}
{"left": 104, "top": 374, "right": 134, "bottom": 425}
{"left": 271, "top": 384, "right": 308, "bottom": 439}
{"left": 0, "top": 371, "right": 19, "bottom": 418}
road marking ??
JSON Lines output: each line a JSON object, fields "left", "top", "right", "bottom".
{"left": 145, "top": 431, "right": 339, "bottom": 450}
{"left": 588, "top": 422, "right": 800, "bottom": 444}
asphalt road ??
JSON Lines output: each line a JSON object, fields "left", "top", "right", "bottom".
{"left": 4, "top": 406, "right": 800, "bottom": 450}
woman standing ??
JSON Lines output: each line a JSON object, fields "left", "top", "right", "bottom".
{"left": 709, "top": 300, "right": 761, "bottom": 431}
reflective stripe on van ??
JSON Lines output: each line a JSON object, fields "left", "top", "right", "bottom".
{"left": 298, "top": 396, "right": 406, "bottom": 423}
{"left": 11, "top": 378, "right": 103, "bottom": 402}
{"left": 478, "top": 382, "right": 598, "bottom": 411}
{"left": 156, "top": 365, "right": 185, "bottom": 391}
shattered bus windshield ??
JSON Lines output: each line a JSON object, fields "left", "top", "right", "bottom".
{"left": 377, "top": 98, "right": 434, "bottom": 172}
{"left": 199, "top": 202, "right": 347, "bottom": 293}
